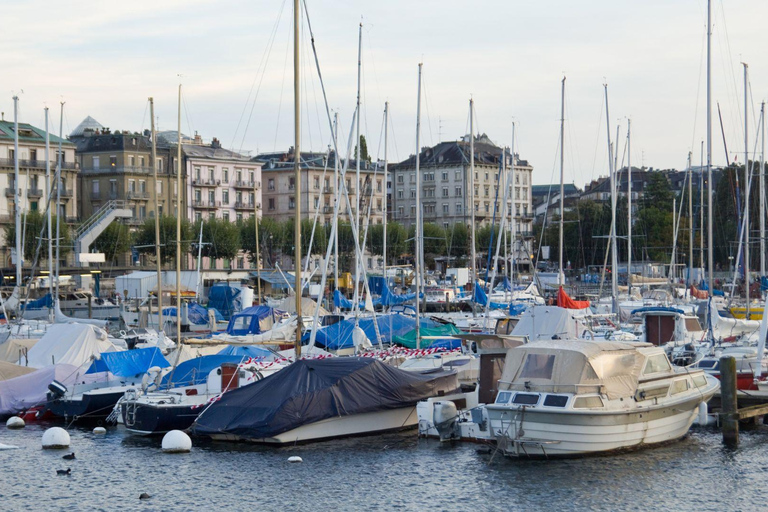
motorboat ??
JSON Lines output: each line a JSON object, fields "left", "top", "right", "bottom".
{"left": 430, "top": 340, "right": 718, "bottom": 457}
{"left": 20, "top": 291, "right": 120, "bottom": 321}
{"left": 692, "top": 345, "right": 768, "bottom": 391}
{"left": 190, "top": 357, "right": 460, "bottom": 444}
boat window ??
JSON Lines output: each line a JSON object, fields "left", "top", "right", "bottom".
{"left": 696, "top": 360, "right": 718, "bottom": 370}
{"left": 670, "top": 379, "right": 689, "bottom": 395}
{"left": 519, "top": 354, "right": 555, "bottom": 379}
{"left": 573, "top": 396, "right": 604, "bottom": 409}
{"left": 543, "top": 395, "right": 568, "bottom": 407}
{"left": 643, "top": 354, "right": 672, "bottom": 375}
{"left": 512, "top": 393, "right": 539, "bottom": 405}
{"left": 495, "top": 391, "right": 513, "bottom": 404}
{"left": 684, "top": 318, "right": 702, "bottom": 332}
{"left": 692, "top": 374, "right": 708, "bottom": 388}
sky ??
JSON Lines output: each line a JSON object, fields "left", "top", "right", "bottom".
{"left": 3, "top": 0, "right": 768, "bottom": 189}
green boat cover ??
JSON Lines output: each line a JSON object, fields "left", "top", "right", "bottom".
{"left": 392, "top": 323, "right": 462, "bottom": 348}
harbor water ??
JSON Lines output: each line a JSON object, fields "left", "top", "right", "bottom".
{"left": 1, "top": 423, "right": 768, "bottom": 511}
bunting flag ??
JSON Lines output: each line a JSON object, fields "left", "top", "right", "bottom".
{"left": 557, "top": 286, "right": 590, "bottom": 309}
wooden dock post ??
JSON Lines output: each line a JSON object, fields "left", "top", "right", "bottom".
{"left": 719, "top": 356, "right": 739, "bottom": 448}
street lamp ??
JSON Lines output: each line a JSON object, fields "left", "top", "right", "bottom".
{"left": 728, "top": 255, "right": 734, "bottom": 272}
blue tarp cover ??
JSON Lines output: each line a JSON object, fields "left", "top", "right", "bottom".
{"left": 217, "top": 345, "right": 273, "bottom": 360}
{"left": 161, "top": 354, "right": 245, "bottom": 388}
{"left": 313, "top": 313, "right": 441, "bottom": 350}
{"left": 207, "top": 283, "right": 242, "bottom": 320}
{"left": 24, "top": 293, "right": 53, "bottom": 309}
{"left": 472, "top": 282, "right": 488, "bottom": 306}
{"left": 162, "top": 303, "right": 223, "bottom": 325}
{"left": 86, "top": 347, "right": 170, "bottom": 377}
{"left": 508, "top": 303, "right": 527, "bottom": 316}
{"left": 226, "top": 305, "right": 276, "bottom": 336}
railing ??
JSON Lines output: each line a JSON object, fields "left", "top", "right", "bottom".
{"left": 234, "top": 201, "right": 255, "bottom": 209}
{"left": 27, "top": 189, "right": 42, "bottom": 198}
{"left": 59, "top": 188, "right": 73, "bottom": 198}
{"left": 192, "top": 200, "right": 220, "bottom": 208}
{"left": 75, "top": 200, "right": 126, "bottom": 238}
{"left": 0, "top": 158, "right": 77, "bottom": 170}
{"left": 127, "top": 191, "right": 150, "bottom": 200}
{"left": 192, "top": 179, "right": 220, "bottom": 187}
{"left": 5, "top": 188, "right": 14, "bottom": 198}
{"left": 235, "top": 180, "right": 256, "bottom": 189}
{"left": 66, "top": 216, "right": 79, "bottom": 224}
{"left": 81, "top": 165, "right": 155, "bottom": 175}
{"left": 323, "top": 206, "right": 334, "bottom": 213}
{"left": 323, "top": 186, "right": 334, "bottom": 193}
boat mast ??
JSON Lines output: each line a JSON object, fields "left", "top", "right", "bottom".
{"left": 469, "top": 98, "right": 477, "bottom": 317}
{"left": 176, "top": 85, "right": 182, "bottom": 343}
{"left": 55, "top": 102, "right": 63, "bottom": 304}
{"left": 333, "top": 111, "right": 339, "bottom": 312}
{"left": 700, "top": 140, "right": 705, "bottom": 280}
{"left": 383, "top": 101, "right": 389, "bottom": 281}
{"left": 254, "top": 181, "right": 262, "bottom": 304}
{"left": 415, "top": 63, "right": 423, "bottom": 348}
{"left": 559, "top": 78, "right": 565, "bottom": 288}
{"left": 707, "top": 0, "right": 714, "bottom": 297}
{"left": 44, "top": 108, "right": 53, "bottom": 310}
{"left": 352, "top": 21, "right": 362, "bottom": 317}
{"left": 688, "top": 151, "right": 693, "bottom": 288}
{"left": 762, "top": 101, "right": 766, "bottom": 279}
{"left": 604, "top": 85, "right": 618, "bottom": 312}
{"left": 150, "top": 97, "right": 162, "bottom": 331}
{"left": 510, "top": 122, "right": 516, "bottom": 289}
{"left": 627, "top": 119, "right": 632, "bottom": 296}
{"left": 294, "top": 0, "right": 302, "bottom": 358}
{"left": 12, "top": 96, "right": 21, "bottom": 288}
{"left": 744, "top": 63, "right": 750, "bottom": 316}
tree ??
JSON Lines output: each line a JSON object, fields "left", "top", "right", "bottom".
{"left": 447, "top": 223, "right": 469, "bottom": 260}
{"left": 134, "top": 215, "right": 192, "bottom": 265}
{"left": 92, "top": 221, "right": 131, "bottom": 264}
{"left": 256, "top": 217, "right": 286, "bottom": 267}
{"left": 422, "top": 223, "right": 446, "bottom": 256}
{"left": 284, "top": 218, "right": 328, "bottom": 257}
{"left": 643, "top": 172, "right": 674, "bottom": 211}
{"left": 5, "top": 211, "right": 71, "bottom": 262}
{"left": 354, "top": 135, "right": 371, "bottom": 163}
{"left": 476, "top": 225, "right": 499, "bottom": 253}
{"left": 194, "top": 217, "right": 241, "bottom": 262}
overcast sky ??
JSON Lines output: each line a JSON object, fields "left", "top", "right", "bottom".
{"left": 3, "top": 1, "right": 768, "bottom": 188}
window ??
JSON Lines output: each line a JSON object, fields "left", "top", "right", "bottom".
{"left": 523, "top": 174, "right": 528, "bottom": 185}
{"left": 158, "top": 205, "right": 163, "bottom": 216}
{"left": 236, "top": 213, "right": 243, "bottom": 222}
{"left": 128, "top": 155, "right": 135, "bottom": 167}
{"left": 128, "top": 180, "right": 136, "bottom": 192}
{"left": 222, "top": 190, "right": 229, "bottom": 204}
{"left": 495, "top": 391, "right": 512, "bottom": 404}
{"left": 397, "top": 190, "right": 403, "bottom": 199}
{"left": 249, "top": 192, "right": 254, "bottom": 205}
{"left": 110, "top": 156, "right": 116, "bottom": 167}
{"left": 92, "top": 181, "right": 99, "bottom": 194}
{"left": 519, "top": 354, "right": 555, "bottom": 379}
{"left": 456, "top": 203, "right": 462, "bottom": 214}
{"left": 195, "top": 189, "right": 201, "bottom": 202}
{"left": 139, "top": 156, "right": 145, "bottom": 167}
{"left": 543, "top": 395, "right": 568, "bottom": 407}
{"left": 643, "top": 354, "right": 672, "bottom": 375}
{"left": 156, "top": 181, "right": 162, "bottom": 194}
{"left": 289, "top": 177, "right": 295, "bottom": 190}
{"left": 289, "top": 196, "right": 295, "bottom": 209}
{"left": 268, "top": 178, "right": 275, "bottom": 191}
{"left": 157, "top": 158, "right": 164, "bottom": 172}
{"left": 442, "top": 172, "right": 448, "bottom": 181}
{"left": 442, "top": 187, "right": 449, "bottom": 197}
{"left": 314, "top": 177, "right": 320, "bottom": 189}
{"left": 195, "top": 212, "right": 202, "bottom": 222}
{"left": 573, "top": 396, "right": 604, "bottom": 409}
{"left": 93, "top": 156, "right": 100, "bottom": 169}
{"left": 455, "top": 170, "right": 461, "bottom": 180}
{"left": 670, "top": 379, "right": 689, "bottom": 395}
{"left": 237, "top": 258, "right": 244, "bottom": 270}
{"left": 485, "top": 172, "right": 489, "bottom": 181}
{"left": 397, "top": 175, "right": 404, "bottom": 184}
{"left": 139, "top": 205, "right": 146, "bottom": 219}
{"left": 410, "top": 174, "right": 415, "bottom": 184}
{"left": 209, "top": 212, "right": 215, "bottom": 221}
{"left": 109, "top": 180, "right": 117, "bottom": 196}
{"left": 208, "top": 190, "right": 215, "bottom": 204}
{"left": 195, "top": 167, "right": 201, "bottom": 180}
{"left": 250, "top": 171, "right": 254, "bottom": 183}
{"left": 140, "top": 180, "right": 146, "bottom": 193}
{"left": 222, "top": 168, "right": 229, "bottom": 182}
{"left": 377, "top": 180, "right": 382, "bottom": 192}
{"left": 455, "top": 187, "right": 462, "bottom": 197}
{"left": 236, "top": 169, "right": 242, "bottom": 182}
{"left": 484, "top": 186, "right": 489, "bottom": 197}
{"left": 410, "top": 205, "right": 416, "bottom": 215}
{"left": 442, "top": 204, "right": 449, "bottom": 214}
{"left": 410, "top": 190, "right": 416, "bottom": 198}
{"left": 512, "top": 393, "right": 539, "bottom": 405}
{"left": 29, "top": 149, "right": 37, "bottom": 161}
{"left": 209, "top": 168, "right": 214, "bottom": 181}
{"left": 425, "top": 188, "right": 434, "bottom": 198}
{"left": 484, "top": 203, "right": 489, "bottom": 212}
{"left": 314, "top": 196, "right": 319, "bottom": 208}
{"left": 398, "top": 206, "right": 404, "bottom": 217}
{"left": 515, "top": 174, "right": 520, "bottom": 184}
{"left": 223, "top": 211, "right": 230, "bottom": 222}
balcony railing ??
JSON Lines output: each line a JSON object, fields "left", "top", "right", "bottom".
{"left": 81, "top": 165, "right": 155, "bottom": 175}
{"left": 0, "top": 158, "right": 77, "bottom": 170}
{"left": 5, "top": 188, "right": 14, "bottom": 198}
{"left": 127, "top": 191, "right": 150, "bottom": 200}
{"left": 323, "top": 206, "right": 334, "bottom": 213}
{"left": 192, "top": 200, "right": 220, "bottom": 209}
{"left": 192, "top": 179, "right": 220, "bottom": 187}
{"left": 234, "top": 201, "right": 255, "bottom": 210}
{"left": 58, "top": 188, "right": 73, "bottom": 198}
{"left": 27, "top": 189, "right": 42, "bottom": 198}
{"left": 235, "top": 180, "right": 256, "bottom": 189}
{"left": 323, "top": 186, "right": 334, "bottom": 194}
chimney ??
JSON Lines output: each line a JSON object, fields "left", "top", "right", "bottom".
{"left": 211, "top": 137, "right": 221, "bottom": 149}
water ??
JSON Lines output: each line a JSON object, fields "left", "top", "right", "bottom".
{"left": 1, "top": 423, "right": 767, "bottom": 511}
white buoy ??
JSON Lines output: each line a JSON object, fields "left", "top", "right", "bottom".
{"left": 93, "top": 427, "right": 107, "bottom": 435}
{"left": 287, "top": 456, "right": 303, "bottom": 463}
{"left": 42, "top": 427, "right": 70, "bottom": 449}
{"left": 0, "top": 443, "right": 19, "bottom": 450}
{"left": 5, "top": 416, "right": 25, "bottom": 429}
{"left": 161, "top": 430, "right": 191, "bottom": 453}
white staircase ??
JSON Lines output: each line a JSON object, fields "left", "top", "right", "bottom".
{"left": 74, "top": 200, "right": 133, "bottom": 266}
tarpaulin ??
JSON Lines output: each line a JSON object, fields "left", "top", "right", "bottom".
{"left": 86, "top": 347, "right": 170, "bottom": 377}
{"left": 392, "top": 323, "right": 461, "bottom": 349}
{"left": 160, "top": 354, "right": 245, "bottom": 388}
{"left": 472, "top": 282, "right": 488, "bottom": 306}
{"left": 26, "top": 323, "right": 117, "bottom": 369}
{"left": 313, "top": 313, "right": 442, "bottom": 350}
{"left": 557, "top": 286, "right": 590, "bottom": 309}
{"left": 207, "top": 283, "right": 243, "bottom": 320}
{"left": 163, "top": 303, "right": 224, "bottom": 326}
{"left": 216, "top": 345, "right": 273, "bottom": 360}
{"left": 190, "top": 357, "right": 459, "bottom": 440}
{"left": 225, "top": 306, "right": 278, "bottom": 335}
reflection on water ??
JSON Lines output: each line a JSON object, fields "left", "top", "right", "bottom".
{"left": 1, "top": 423, "right": 768, "bottom": 511}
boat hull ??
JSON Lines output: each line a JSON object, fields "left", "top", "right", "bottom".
{"left": 485, "top": 396, "right": 707, "bottom": 458}
{"left": 48, "top": 390, "right": 126, "bottom": 422}
{"left": 121, "top": 400, "right": 202, "bottom": 435}
{"left": 207, "top": 407, "right": 419, "bottom": 445}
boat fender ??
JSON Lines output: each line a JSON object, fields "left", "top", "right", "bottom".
{"left": 161, "top": 430, "right": 191, "bottom": 453}
{"left": 42, "top": 427, "right": 70, "bottom": 449}
{"left": 93, "top": 427, "right": 107, "bottom": 435}
{"left": 6, "top": 416, "right": 25, "bottom": 429}
{"left": 288, "top": 456, "right": 303, "bottom": 463}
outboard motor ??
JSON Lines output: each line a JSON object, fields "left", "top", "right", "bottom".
{"left": 433, "top": 401, "right": 460, "bottom": 442}
{"left": 125, "top": 336, "right": 139, "bottom": 350}
{"left": 47, "top": 380, "right": 68, "bottom": 400}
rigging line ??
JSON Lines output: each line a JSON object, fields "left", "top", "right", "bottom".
{"left": 689, "top": 28, "right": 707, "bottom": 153}
{"left": 422, "top": 71, "right": 435, "bottom": 146}
{"left": 715, "top": 2, "right": 742, "bottom": 154}
{"left": 364, "top": 25, "right": 384, "bottom": 119}
{"left": 302, "top": 22, "right": 314, "bottom": 152}
{"left": 273, "top": 29, "right": 292, "bottom": 152}
{"left": 306, "top": 28, "right": 325, "bottom": 152}
{"left": 590, "top": 89, "right": 604, "bottom": 180}
{"left": 563, "top": 85, "right": 582, "bottom": 186}
{"left": 533, "top": 128, "right": 562, "bottom": 267}
{"left": 387, "top": 108, "right": 400, "bottom": 163}
{"left": 373, "top": 106, "right": 385, "bottom": 161}
{"left": 233, "top": 0, "right": 287, "bottom": 152}
{"left": 181, "top": 88, "right": 195, "bottom": 140}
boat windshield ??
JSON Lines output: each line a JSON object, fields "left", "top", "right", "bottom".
{"left": 519, "top": 354, "right": 555, "bottom": 379}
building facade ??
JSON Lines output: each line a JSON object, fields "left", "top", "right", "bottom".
{"left": 255, "top": 149, "right": 385, "bottom": 226}
{"left": 0, "top": 119, "right": 78, "bottom": 266}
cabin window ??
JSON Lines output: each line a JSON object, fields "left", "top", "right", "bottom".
{"left": 512, "top": 393, "right": 539, "bottom": 405}
{"left": 519, "top": 354, "right": 555, "bottom": 380}
{"left": 573, "top": 396, "right": 604, "bottom": 409}
{"left": 696, "top": 360, "right": 718, "bottom": 370}
{"left": 684, "top": 318, "right": 702, "bottom": 332}
{"left": 692, "top": 374, "right": 708, "bottom": 388}
{"left": 670, "top": 379, "right": 689, "bottom": 395}
{"left": 643, "top": 354, "right": 672, "bottom": 375}
{"left": 495, "top": 391, "right": 512, "bottom": 404}
{"left": 543, "top": 395, "right": 568, "bottom": 407}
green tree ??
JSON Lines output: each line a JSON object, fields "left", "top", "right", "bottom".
{"left": 476, "top": 225, "right": 499, "bottom": 253}
{"left": 257, "top": 217, "right": 286, "bottom": 267}
{"left": 194, "top": 217, "right": 241, "bottom": 262}
{"left": 91, "top": 221, "right": 131, "bottom": 264}
{"left": 447, "top": 223, "right": 469, "bottom": 260}
{"left": 422, "top": 223, "right": 446, "bottom": 256}
{"left": 284, "top": 218, "right": 328, "bottom": 257}
{"left": 5, "top": 211, "right": 71, "bottom": 261}
{"left": 354, "top": 135, "right": 371, "bottom": 163}
{"left": 134, "top": 215, "right": 192, "bottom": 264}
{"left": 643, "top": 172, "right": 674, "bottom": 211}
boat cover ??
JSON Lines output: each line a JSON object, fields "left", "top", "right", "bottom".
{"left": 86, "top": 347, "right": 170, "bottom": 377}
{"left": 0, "top": 363, "right": 105, "bottom": 417}
{"left": 225, "top": 306, "right": 278, "bottom": 335}
{"left": 0, "top": 338, "right": 39, "bottom": 364}
{"left": 190, "top": 357, "right": 460, "bottom": 439}
{"left": 163, "top": 303, "right": 224, "bottom": 326}
{"left": 472, "top": 282, "right": 488, "bottom": 306}
{"left": 161, "top": 354, "right": 245, "bottom": 388}
{"left": 22, "top": 293, "right": 53, "bottom": 310}
{"left": 393, "top": 323, "right": 462, "bottom": 349}
{"left": 511, "top": 305, "right": 591, "bottom": 341}
{"left": 216, "top": 345, "right": 273, "bottom": 360}
{"left": 0, "top": 360, "right": 35, "bottom": 382}
{"left": 557, "top": 286, "right": 590, "bottom": 309}
{"left": 207, "top": 283, "right": 243, "bottom": 320}
{"left": 26, "top": 323, "right": 117, "bottom": 369}
{"left": 313, "top": 314, "right": 441, "bottom": 350}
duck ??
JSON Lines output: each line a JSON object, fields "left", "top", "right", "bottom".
{"left": 56, "top": 468, "right": 71, "bottom": 476}
{"left": 139, "top": 493, "right": 151, "bottom": 500}
{"left": 62, "top": 452, "right": 75, "bottom": 460}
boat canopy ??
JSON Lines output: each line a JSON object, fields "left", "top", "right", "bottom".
{"left": 160, "top": 354, "right": 245, "bottom": 389}
{"left": 162, "top": 303, "right": 224, "bottom": 326}
{"left": 207, "top": 283, "right": 244, "bottom": 320}
{"left": 86, "top": 347, "right": 170, "bottom": 377}
{"left": 393, "top": 323, "right": 461, "bottom": 349}
{"left": 225, "top": 306, "right": 278, "bottom": 336}
{"left": 216, "top": 345, "right": 273, "bottom": 360}
{"left": 190, "top": 357, "right": 459, "bottom": 440}
{"left": 313, "top": 313, "right": 441, "bottom": 350}
{"left": 511, "top": 305, "right": 591, "bottom": 341}
{"left": 499, "top": 340, "right": 651, "bottom": 400}
{"left": 26, "top": 323, "right": 117, "bottom": 369}
{"left": 630, "top": 306, "right": 685, "bottom": 316}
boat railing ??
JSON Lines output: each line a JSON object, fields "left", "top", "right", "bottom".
{"left": 497, "top": 381, "right": 603, "bottom": 395}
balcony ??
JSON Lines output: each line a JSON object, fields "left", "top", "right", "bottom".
{"left": 192, "top": 200, "right": 220, "bottom": 209}
{"left": 66, "top": 216, "right": 79, "bottom": 224}
{"left": 234, "top": 201, "right": 255, "bottom": 210}
{"left": 323, "top": 206, "right": 334, "bottom": 213}
{"left": 127, "top": 191, "right": 150, "bottom": 200}
{"left": 27, "top": 189, "right": 42, "bottom": 198}
{"left": 234, "top": 180, "right": 256, "bottom": 190}
{"left": 82, "top": 165, "right": 153, "bottom": 175}
{"left": 516, "top": 212, "right": 535, "bottom": 220}
{"left": 5, "top": 188, "right": 14, "bottom": 198}
{"left": 323, "top": 186, "right": 334, "bottom": 194}
{"left": 58, "top": 188, "right": 74, "bottom": 198}
{"left": 192, "top": 179, "right": 219, "bottom": 187}
{"left": 0, "top": 158, "right": 77, "bottom": 170}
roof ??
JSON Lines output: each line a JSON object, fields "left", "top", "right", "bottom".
{"left": 72, "top": 132, "right": 151, "bottom": 153}
{"left": 183, "top": 144, "right": 253, "bottom": 162}
{"left": 532, "top": 184, "right": 579, "bottom": 196}
{"left": 254, "top": 150, "right": 377, "bottom": 172}
{"left": 249, "top": 270, "right": 295, "bottom": 287}
{"left": 70, "top": 116, "right": 104, "bottom": 137}
{"left": 0, "top": 121, "right": 73, "bottom": 146}
{"left": 391, "top": 135, "right": 531, "bottom": 170}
